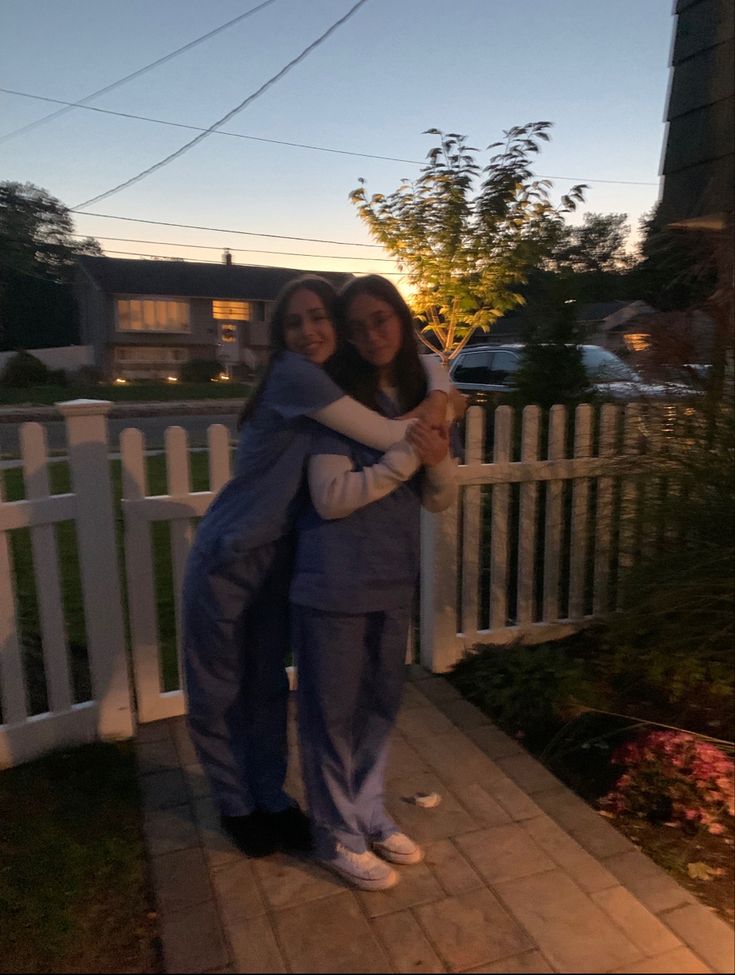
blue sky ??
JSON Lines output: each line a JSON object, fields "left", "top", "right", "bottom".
{"left": 1, "top": 0, "right": 675, "bottom": 279}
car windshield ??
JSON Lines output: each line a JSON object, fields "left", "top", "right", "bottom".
{"left": 582, "top": 347, "right": 640, "bottom": 383}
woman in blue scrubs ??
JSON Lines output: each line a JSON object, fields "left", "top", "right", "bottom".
{"left": 291, "top": 275, "right": 458, "bottom": 890}
{"left": 183, "top": 275, "right": 450, "bottom": 858}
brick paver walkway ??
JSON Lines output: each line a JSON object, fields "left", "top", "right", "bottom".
{"left": 136, "top": 668, "right": 734, "bottom": 974}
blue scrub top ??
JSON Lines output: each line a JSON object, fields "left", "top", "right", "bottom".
{"left": 193, "top": 351, "right": 343, "bottom": 562}
{"left": 291, "top": 394, "right": 422, "bottom": 615}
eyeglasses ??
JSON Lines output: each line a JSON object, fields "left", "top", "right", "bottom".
{"left": 347, "top": 311, "right": 396, "bottom": 342}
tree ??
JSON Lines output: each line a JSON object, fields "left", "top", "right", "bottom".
{"left": 632, "top": 204, "right": 717, "bottom": 311}
{"left": 548, "top": 212, "right": 632, "bottom": 275}
{"left": 0, "top": 181, "right": 101, "bottom": 350}
{"left": 512, "top": 278, "right": 590, "bottom": 410}
{"left": 350, "top": 123, "right": 585, "bottom": 363}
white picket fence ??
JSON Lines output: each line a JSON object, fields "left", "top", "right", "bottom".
{"left": 0, "top": 399, "right": 656, "bottom": 768}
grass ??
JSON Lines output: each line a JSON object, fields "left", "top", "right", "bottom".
{"left": 2, "top": 450, "right": 219, "bottom": 714}
{"left": 0, "top": 741, "right": 161, "bottom": 973}
{"left": 0, "top": 381, "right": 250, "bottom": 406}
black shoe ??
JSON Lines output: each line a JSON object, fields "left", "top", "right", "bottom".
{"left": 264, "top": 804, "right": 313, "bottom": 853}
{"left": 220, "top": 812, "right": 278, "bottom": 858}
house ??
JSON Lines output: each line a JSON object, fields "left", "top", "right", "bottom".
{"left": 659, "top": 0, "right": 734, "bottom": 232}
{"left": 576, "top": 300, "right": 657, "bottom": 356}
{"left": 74, "top": 254, "right": 353, "bottom": 381}
{"left": 657, "top": 0, "right": 733, "bottom": 389}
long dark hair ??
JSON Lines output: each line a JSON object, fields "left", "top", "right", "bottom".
{"left": 237, "top": 274, "right": 338, "bottom": 428}
{"left": 327, "top": 275, "right": 427, "bottom": 413}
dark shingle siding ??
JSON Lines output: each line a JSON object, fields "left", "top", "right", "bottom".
{"left": 661, "top": 0, "right": 734, "bottom": 223}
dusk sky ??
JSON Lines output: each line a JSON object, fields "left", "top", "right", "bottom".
{"left": 1, "top": 0, "right": 675, "bottom": 282}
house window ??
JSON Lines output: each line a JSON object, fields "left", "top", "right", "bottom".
{"left": 116, "top": 298, "right": 190, "bottom": 333}
{"left": 624, "top": 333, "right": 651, "bottom": 352}
{"left": 212, "top": 300, "right": 250, "bottom": 321}
{"left": 114, "top": 347, "right": 189, "bottom": 363}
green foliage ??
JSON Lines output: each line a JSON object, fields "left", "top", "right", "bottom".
{"left": 350, "top": 123, "right": 585, "bottom": 362}
{"left": 0, "top": 350, "right": 51, "bottom": 387}
{"left": 450, "top": 641, "right": 598, "bottom": 748}
{"left": 608, "top": 400, "right": 735, "bottom": 702}
{"left": 0, "top": 181, "right": 101, "bottom": 350}
{"left": 548, "top": 212, "right": 632, "bottom": 274}
{"left": 179, "top": 358, "right": 222, "bottom": 382}
{"left": 512, "top": 280, "right": 591, "bottom": 409}
{"left": 633, "top": 204, "right": 717, "bottom": 312}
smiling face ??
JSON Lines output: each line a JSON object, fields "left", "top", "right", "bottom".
{"left": 345, "top": 293, "right": 403, "bottom": 377}
{"left": 282, "top": 287, "right": 337, "bottom": 365}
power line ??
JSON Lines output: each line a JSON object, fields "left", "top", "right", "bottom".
{"left": 93, "top": 247, "right": 405, "bottom": 276}
{"left": 73, "top": 0, "right": 371, "bottom": 210}
{"left": 0, "top": 0, "right": 278, "bottom": 145}
{"left": 0, "top": 86, "right": 660, "bottom": 185}
{"left": 72, "top": 209, "right": 383, "bottom": 248}
{"left": 68, "top": 232, "right": 396, "bottom": 262}
{"left": 0, "top": 87, "right": 421, "bottom": 165}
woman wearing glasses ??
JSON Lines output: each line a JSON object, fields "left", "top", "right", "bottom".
{"left": 292, "top": 275, "right": 458, "bottom": 890}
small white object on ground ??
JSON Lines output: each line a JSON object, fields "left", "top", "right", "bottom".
{"left": 409, "top": 791, "right": 442, "bottom": 808}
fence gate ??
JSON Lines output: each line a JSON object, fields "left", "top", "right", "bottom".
{"left": 120, "top": 423, "right": 231, "bottom": 724}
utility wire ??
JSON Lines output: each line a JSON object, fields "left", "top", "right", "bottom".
{"left": 73, "top": 0, "right": 371, "bottom": 210}
{"left": 1, "top": 86, "right": 660, "bottom": 186}
{"left": 0, "top": 0, "right": 278, "bottom": 145}
{"left": 0, "top": 87, "right": 421, "bottom": 166}
{"left": 66, "top": 233, "right": 396, "bottom": 262}
{"left": 93, "top": 247, "right": 404, "bottom": 276}
{"left": 72, "top": 209, "right": 382, "bottom": 248}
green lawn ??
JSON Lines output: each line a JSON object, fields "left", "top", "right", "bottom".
{"left": 0, "top": 381, "right": 250, "bottom": 406}
{"left": 0, "top": 741, "right": 161, "bottom": 973}
{"left": 3, "top": 450, "right": 219, "bottom": 714}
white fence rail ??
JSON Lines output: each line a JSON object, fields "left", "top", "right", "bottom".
{"left": 1, "top": 399, "right": 657, "bottom": 767}
{"left": 420, "top": 403, "right": 647, "bottom": 672}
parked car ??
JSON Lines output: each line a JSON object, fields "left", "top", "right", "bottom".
{"left": 448, "top": 344, "right": 695, "bottom": 406}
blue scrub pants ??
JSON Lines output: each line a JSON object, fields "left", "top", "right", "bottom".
{"left": 183, "top": 537, "right": 293, "bottom": 817}
{"left": 292, "top": 603, "right": 409, "bottom": 857}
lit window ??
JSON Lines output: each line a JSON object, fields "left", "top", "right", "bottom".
{"left": 116, "top": 298, "right": 190, "bottom": 333}
{"left": 212, "top": 300, "right": 250, "bottom": 321}
{"left": 624, "top": 333, "right": 651, "bottom": 352}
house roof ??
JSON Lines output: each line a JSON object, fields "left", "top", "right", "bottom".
{"left": 576, "top": 301, "right": 635, "bottom": 322}
{"left": 76, "top": 255, "right": 355, "bottom": 299}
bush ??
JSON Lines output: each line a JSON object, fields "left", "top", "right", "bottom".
{"left": 512, "top": 279, "right": 592, "bottom": 410}
{"left": 608, "top": 400, "right": 734, "bottom": 703}
{"left": 0, "top": 350, "right": 50, "bottom": 387}
{"left": 74, "top": 364, "right": 103, "bottom": 385}
{"left": 602, "top": 730, "right": 735, "bottom": 834}
{"left": 449, "top": 640, "right": 599, "bottom": 748}
{"left": 47, "top": 368, "right": 68, "bottom": 386}
{"left": 179, "top": 359, "right": 221, "bottom": 383}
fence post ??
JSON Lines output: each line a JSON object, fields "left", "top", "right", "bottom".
{"left": 420, "top": 498, "right": 461, "bottom": 673}
{"left": 56, "top": 399, "right": 135, "bottom": 739}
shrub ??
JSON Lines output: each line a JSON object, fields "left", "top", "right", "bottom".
{"left": 74, "top": 364, "right": 103, "bottom": 385}
{"left": 608, "top": 400, "right": 734, "bottom": 703}
{"left": 179, "top": 359, "right": 221, "bottom": 383}
{"left": 602, "top": 730, "right": 735, "bottom": 834}
{"left": 46, "top": 368, "right": 68, "bottom": 386}
{"left": 0, "top": 350, "right": 50, "bottom": 387}
{"left": 450, "top": 641, "right": 599, "bottom": 747}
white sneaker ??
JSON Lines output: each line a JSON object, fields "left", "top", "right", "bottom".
{"left": 320, "top": 843, "right": 399, "bottom": 891}
{"left": 372, "top": 831, "right": 424, "bottom": 865}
